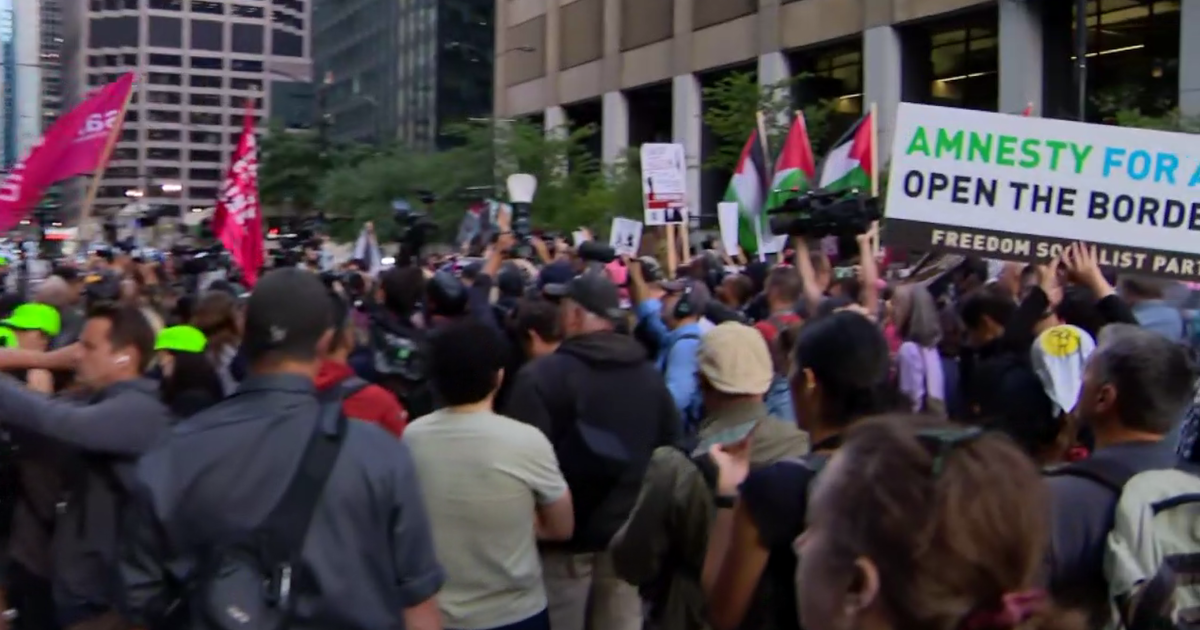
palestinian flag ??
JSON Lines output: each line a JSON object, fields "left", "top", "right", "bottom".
{"left": 818, "top": 111, "right": 874, "bottom": 193}
{"left": 765, "top": 112, "right": 817, "bottom": 212}
{"left": 723, "top": 127, "right": 770, "bottom": 255}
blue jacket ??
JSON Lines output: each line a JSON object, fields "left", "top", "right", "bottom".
{"left": 636, "top": 299, "right": 702, "bottom": 426}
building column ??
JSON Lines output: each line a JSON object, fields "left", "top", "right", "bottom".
{"left": 759, "top": 52, "right": 791, "bottom": 128}
{"left": 545, "top": 105, "right": 566, "bottom": 137}
{"left": 998, "top": 0, "right": 1043, "bottom": 115}
{"left": 673, "top": 74, "right": 702, "bottom": 226}
{"left": 864, "top": 26, "right": 903, "bottom": 162}
{"left": 602, "top": 90, "right": 629, "bottom": 165}
{"left": 1181, "top": 0, "right": 1200, "bottom": 116}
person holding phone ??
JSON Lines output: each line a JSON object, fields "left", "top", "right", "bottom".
{"left": 609, "top": 322, "right": 809, "bottom": 630}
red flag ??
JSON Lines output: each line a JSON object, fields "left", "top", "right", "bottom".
{"left": 1021, "top": 103, "right": 1034, "bottom": 116}
{"left": 213, "top": 103, "right": 264, "bottom": 287}
{"left": 0, "top": 73, "right": 135, "bottom": 232}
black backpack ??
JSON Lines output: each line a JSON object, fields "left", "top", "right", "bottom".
{"left": 161, "top": 392, "right": 347, "bottom": 630}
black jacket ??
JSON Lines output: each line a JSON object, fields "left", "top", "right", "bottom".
{"left": 504, "top": 331, "right": 681, "bottom": 552}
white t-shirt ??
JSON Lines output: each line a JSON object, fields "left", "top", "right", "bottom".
{"left": 405, "top": 409, "right": 567, "bottom": 629}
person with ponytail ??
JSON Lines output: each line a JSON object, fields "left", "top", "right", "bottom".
{"left": 154, "top": 325, "right": 224, "bottom": 418}
{"left": 796, "top": 416, "right": 1083, "bottom": 630}
{"left": 702, "top": 311, "right": 905, "bottom": 630}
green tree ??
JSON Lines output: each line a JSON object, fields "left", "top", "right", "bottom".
{"left": 258, "top": 121, "right": 328, "bottom": 215}
{"left": 316, "top": 118, "right": 642, "bottom": 241}
{"left": 700, "top": 71, "right": 843, "bottom": 172}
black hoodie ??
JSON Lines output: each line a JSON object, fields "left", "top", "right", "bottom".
{"left": 504, "top": 330, "right": 682, "bottom": 552}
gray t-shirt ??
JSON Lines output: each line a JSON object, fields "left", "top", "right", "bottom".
{"left": 406, "top": 408, "right": 568, "bottom": 630}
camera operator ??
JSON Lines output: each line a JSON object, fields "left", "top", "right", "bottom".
{"left": 359, "top": 266, "right": 436, "bottom": 418}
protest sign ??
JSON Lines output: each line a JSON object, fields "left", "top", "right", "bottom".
{"left": 610, "top": 218, "right": 643, "bottom": 256}
{"left": 640, "top": 143, "right": 688, "bottom": 226}
{"left": 884, "top": 103, "right": 1200, "bottom": 279}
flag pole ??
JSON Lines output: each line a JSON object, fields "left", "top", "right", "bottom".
{"left": 754, "top": 111, "right": 771, "bottom": 262}
{"left": 78, "top": 75, "right": 136, "bottom": 249}
{"left": 868, "top": 101, "right": 881, "bottom": 260}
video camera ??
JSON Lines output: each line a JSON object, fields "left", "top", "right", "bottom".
{"left": 767, "top": 189, "right": 882, "bottom": 239}
{"left": 393, "top": 198, "right": 437, "bottom": 267}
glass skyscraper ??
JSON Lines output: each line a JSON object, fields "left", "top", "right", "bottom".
{"left": 313, "top": 0, "right": 494, "bottom": 150}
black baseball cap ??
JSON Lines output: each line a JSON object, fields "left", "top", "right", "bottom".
{"left": 544, "top": 271, "right": 623, "bottom": 320}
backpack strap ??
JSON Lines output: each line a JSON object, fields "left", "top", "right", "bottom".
{"left": 338, "top": 375, "right": 371, "bottom": 398}
{"left": 260, "top": 392, "right": 348, "bottom": 568}
{"left": 1044, "top": 457, "right": 1138, "bottom": 494}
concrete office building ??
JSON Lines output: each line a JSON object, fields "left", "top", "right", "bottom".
{"left": 40, "top": 0, "right": 64, "bottom": 128}
{"left": 495, "top": 0, "right": 1189, "bottom": 221}
{"left": 0, "top": 0, "right": 45, "bottom": 167}
{"left": 61, "top": 0, "right": 312, "bottom": 218}
{"left": 313, "top": 0, "right": 494, "bottom": 149}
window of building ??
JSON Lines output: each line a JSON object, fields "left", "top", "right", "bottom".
{"left": 232, "top": 23, "right": 265, "bottom": 54}
{"left": 147, "top": 91, "right": 182, "bottom": 105}
{"left": 191, "top": 0, "right": 224, "bottom": 14}
{"left": 189, "top": 186, "right": 220, "bottom": 200}
{"left": 107, "top": 166, "right": 138, "bottom": 179}
{"left": 191, "top": 56, "right": 224, "bottom": 70}
{"left": 148, "top": 72, "right": 182, "bottom": 86}
{"left": 124, "top": 111, "right": 140, "bottom": 122}
{"left": 190, "top": 131, "right": 223, "bottom": 145}
{"left": 148, "top": 0, "right": 181, "bottom": 9}
{"left": 149, "top": 129, "right": 182, "bottom": 141}
{"left": 148, "top": 16, "right": 183, "bottom": 47}
{"left": 791, "top": 42, "right": 864, "bottom": 117}
{"left": 149, "top": 166, "right": 181, "bottom": 179}
{"left": 230, "top": 78, "right": 263, "bottom": 91}
{"left": 230, "top": 59, "right": 264, "bottom": 73}
{"left": 190, "top": 112, "right": 223, "bottom": 126}
{"left": 233, "top": 4, "right": 265, "bottom": 18}
{"left": 1078, "top": 0, "right": 1180, "bottom": 120}
{"left": 189, "top": 150, "right": 222, "bottom": 163}
{"left": 148, "top": 53, "right": 182, "bottom": 67}
{"left": 927, "top": 15, "right": 999, "bottom": 111}
{"left": 189, "top": 168, "right": 222, "bottom": 181}
{"left": 123, "top": 53, "right": 138, "bottom": 65}
{"left": 124, "top": 0, "right": 138, "bottom": 8}
{"left": 189, "top": 75, "right": 223, "bottom": 88}
{"left": 112, "top": 147, "right": 139, "bottom": 161}
{"left": 190, "top": 93, "right": 222, "bottom": 107}
{"left": 148, "top": 110, "right": 182, "bottom": 123}
{"left": 191, "top": 19, "right": 224, "bottom": 51}
{"left": 120, "top": 129, "right": 137, "bottom": 141}
{"left": 271, "top": 29, "right": 303, "bottom": 57}
{"left": 147, "top": 148, "right": 182, "bottom": 161}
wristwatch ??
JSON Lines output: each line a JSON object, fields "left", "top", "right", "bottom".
{"left": 714, "top": 494, "right": 737, "bottom": 509}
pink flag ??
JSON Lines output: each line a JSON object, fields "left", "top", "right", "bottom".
{"left": 213, "top": 103, "right": 264, "bottom": 287}
{"left": 1021, "top": 103, "right": 1035, "bottom": 117}
{"left": 0, "top": 72, "right": 135, "bottom": 232}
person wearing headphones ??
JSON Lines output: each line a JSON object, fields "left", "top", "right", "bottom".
{"left": 153, "top": 325, "right": 225, "bottom": 418}
{"left": 628, "top": 259, "right": 710, "bottom": 432}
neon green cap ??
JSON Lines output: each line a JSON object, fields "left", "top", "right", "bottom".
{"left": 1, "top": 304, "right": 61, "bottom": 336}
{"left": 0, "top": 327, "right": 16, "bottom": 348}
{"left": 154, "top": 325, "right": 208, "bottom": 353}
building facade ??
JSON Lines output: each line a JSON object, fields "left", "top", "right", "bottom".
{"left": 61, "top": 0, "right": 312, "bottom": 219}
{"left": 40, "top": 0, "right": 63, "bottom": 128}
{"left": 313, "top": 0, "right": 494, "bottom": 149}
{"left": 495, "top": 0, "right": 1192, "bottom": 220}
{"left": 0, "top": 0, "right": 45, "bottom": 168}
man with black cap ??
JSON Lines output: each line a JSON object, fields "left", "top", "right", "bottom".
{"left": 121, "top": 268, "right": 443, "bottom": 630}
{"left": 504, "top": 270, "right": 680, "bottom": 630}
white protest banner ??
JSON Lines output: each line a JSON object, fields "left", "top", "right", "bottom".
{"left": 717, "top": 202, "right": 740, "bottom": 255}
{"left": 610, "top": 217, "right": 643, "bottom": 256}
{"left": 884, "top": 102, "right": 1200, "bottom": 279}
{"left": 640, "top": 143, "right": 688, "bottom": 226}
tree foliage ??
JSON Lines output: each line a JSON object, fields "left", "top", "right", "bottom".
{"left": 700, "top": 71, "right": 844, "bottom": 172}
{"left": 311, "top": 118, "right": 643, "bottom": 242}
{"left": 257, "top": 122, "right": 327, "bottom": 214}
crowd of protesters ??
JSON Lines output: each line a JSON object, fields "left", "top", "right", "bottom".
{"left": 0, "top": 222, "right": 1190, "bottom": 630}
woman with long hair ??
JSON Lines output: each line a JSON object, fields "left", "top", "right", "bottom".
{"left": 891, "top": 284, "right": 946, "bottom": 415}
{"left": 797, "top": 416, "right": 1082, "bottom": 630}
{"left": 154, "top": 325, "right": 224, "bottom": 417}
{"left": 190, "top": 290, "right": 242, "bottom": 395}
